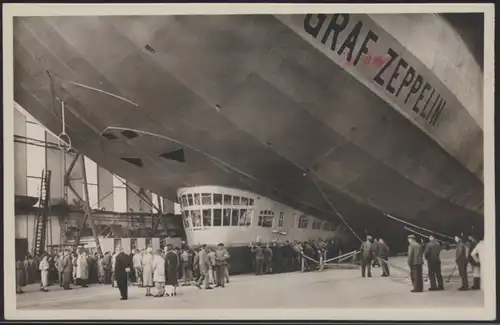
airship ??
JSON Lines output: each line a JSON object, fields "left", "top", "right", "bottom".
{"left": 12, "top": 13, "right": 484, "bottom": 251}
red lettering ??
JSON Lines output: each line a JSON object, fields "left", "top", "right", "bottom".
{"left": 363, "top": 55, "right": 372, "bottom": 65}
{"left": 373, "top": 55, "right": 386, "bottom": 66}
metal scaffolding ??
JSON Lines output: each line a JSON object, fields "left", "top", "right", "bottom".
{"left": 63, "top": 152, "right": 103, "bottom": 255}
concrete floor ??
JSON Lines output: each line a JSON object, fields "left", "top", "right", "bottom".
{"left": 17, "top": 254, "right": 483, "bottom": 310}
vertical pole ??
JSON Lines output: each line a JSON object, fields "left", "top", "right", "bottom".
{"left": 156, "top": 194, "right": 162, "bottom": 235}
{"left": 80, "top": 155, "right": 103, "bottom": 256}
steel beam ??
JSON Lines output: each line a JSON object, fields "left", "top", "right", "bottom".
{"left": 63, "top": 152, "right": 80, "bottom": 185}
{"left": 150, "top": 194, "right": 163, "bottom": 235}
{"left": 65, "top": 154, "right": 102, "bottom": 255}
{"left": 115, "top": 176, "right": 161, "bottom": 214}
{"left": 78, "top": 155, "right": 103, "bottom": 255}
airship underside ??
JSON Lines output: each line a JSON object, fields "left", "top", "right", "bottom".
{"left": 13, "top": 13, "right": 484, "bottom": 244}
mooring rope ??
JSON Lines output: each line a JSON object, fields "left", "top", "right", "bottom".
{"left": 404, "top": 226, "right": 455, "bottom": 246}
{"left": 310, "top": 176, "right": 363, "bottom": 243}
{"left": 383, "top": 212, "right": 454, "bottom": 240}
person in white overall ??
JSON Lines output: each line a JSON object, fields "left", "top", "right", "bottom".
{"left": 470, "top": 239, "right": 484, "bottom": 291}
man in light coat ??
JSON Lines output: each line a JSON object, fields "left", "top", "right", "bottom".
{"left": 195, "top": 244, "right": 212, "bottom": 290}
{"left": 39, "top": 255, "right": 50, "bottom": 292}
{"left": 407, "top": 235, "right": 424, "bottom": 293}
{"left": 152, "top": 249, "right": 166, "bottom": 297}
{"left": 132, "top": 249, "right": 143, "bottom": 287}
{"left": 56, "top": 252, "right": 64, "bottom": 287}
{"left": 142, "top": 247, "right": 155, "bottom": 297}
{"left": 360, "top": 236, "right": 374, "bottom": 278}
{"left": 207, "top": 248, "right": 217, "bottom": 285}
{"left": 76, "top": 252, "right": 89, "bottom": 288}
{"left": 111, "top": 251, "right": 118, "bottom": 287}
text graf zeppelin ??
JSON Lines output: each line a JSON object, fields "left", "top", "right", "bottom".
{"left": 303, "top": 14, "right": 447, "bottom": 127}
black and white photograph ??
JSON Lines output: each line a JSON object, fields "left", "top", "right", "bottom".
{"left": 2, "top": 3, "right": 495, "bottom": 321}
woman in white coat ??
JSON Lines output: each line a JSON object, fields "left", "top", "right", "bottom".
{"left": 111, "top": 251, "right": 118, "bottom": 287}
{"left": 152, "top": 249, "right": 166, "bottom": 297}
{"left": 470, "top": 239, "right": 484, "bottom": 291}
{"left": 39, "top": 255, "right": 50, "bottom": 292}
{"left": 142, "top": 247, "right": 154, "bottom": 297}
{"left": 76, "top": 252, "right": 89, "bottom": 287}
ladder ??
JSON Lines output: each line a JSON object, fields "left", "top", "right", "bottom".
{"left": 33, "top": 170, "right": 52, "bottom": 257}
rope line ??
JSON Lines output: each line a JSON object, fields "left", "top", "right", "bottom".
{"left": 323, "top": 250, "right": 359, "bottom": 263}
{"left": 310, "top": 176, "right": 363, "bottom": 243}
{"left": 404, "top": 226, "right": 455, "bottom": 246}
{"left": 383, "top": 212, "right": 454, "bottom": 240}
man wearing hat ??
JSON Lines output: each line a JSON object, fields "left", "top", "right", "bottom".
{"left": 359, "top": 235, "right": 374, "bottom": 278}
{"left": 195, "top": 244, "right": 212, "bottom": 290}
{"left": 164, "top": 244, "right": 179, "bottom": 296}
{"left": 214, "top": 243, "right": 230, "bottom": 288}
{"left": 114, "top": 246, "right": 132, "bottom": 300}
{"left": 455, "top": 235, "right": 469, "bottom": 291}
{"left": 423, "top": 235, "right": 444, "bottom": 291}
{"left": 407, "top": 235, "right": 424, "bottom": 293}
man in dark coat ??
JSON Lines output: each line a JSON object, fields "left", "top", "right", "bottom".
{"left": 16, "top": 258, "right": 25, "bottom": 294}
{"left": 377, "top": 238, "right": 390, "bottom": 277}
{"left": 423, "top": 235, "right": 444, "bottom": 291}
{"left": 360, "top": 236, "right": 373, "bottom": 278}
{"left": 61, "top": 250, "right": 73, "bottom": 290}
{"left": 214, "top": 243, "right": 230, "bottom": 288}
{"left": 407, "top": 235, "right": 424, "bottom": 293}
{"left": 281, "top": 241, "right": 292, "bottom": 272}
{"left": 263, "top": 243, "right": 273, "bottom": 274}
{"left": 165, "top": 244, "right": 179, "bottom": 296}
{"left": 114, "top": 247, "right": 132, "bottom": 300}
{"left": 251, "top": 243, "right": 265, "bottom": 275}
{"left": 271, "top": 242, "right": 282, "bottom": 274}
{"left": 455, "top": 235, "right": 469, "bottom": 291}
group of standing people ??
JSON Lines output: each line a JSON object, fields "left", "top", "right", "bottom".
{"left": 109, "top": 242, "right": 231, "bottom": 300}
{"left": 248, "top": 239, "right": 345, "bottom": 276}
{"left": 356, "top": 233, "right": 485, "bottom": 293}
{"left": 359, "top": 236, "right": 391, "bottom": 278}
{"left": 406, "top": 234, "right": 484, "bottom": 293}
{"left": 16, "top": 249, "right": 108, "bottom": 294}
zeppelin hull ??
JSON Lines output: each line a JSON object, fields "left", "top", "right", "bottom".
{"left": 13, "top": 15, "right": 484, "bottom": 244}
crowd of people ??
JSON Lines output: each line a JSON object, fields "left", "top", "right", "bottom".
{"left": 15, "top": 238, "right": 344, "bottom": 296}
{"left": 15, "top": 234, "right": 484, "bottom": 299}
{"left": 246, "top": 239, "right": 346, "bottom": 275}
{"left": 110, "top": 242, "right": 231, "bottom": 300}
{"left": 16, "top": 249, "right": 108, "bottom": 294}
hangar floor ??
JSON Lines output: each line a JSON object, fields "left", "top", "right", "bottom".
{"left": 17, "top": 251, "right": 483, "bottom": 310}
